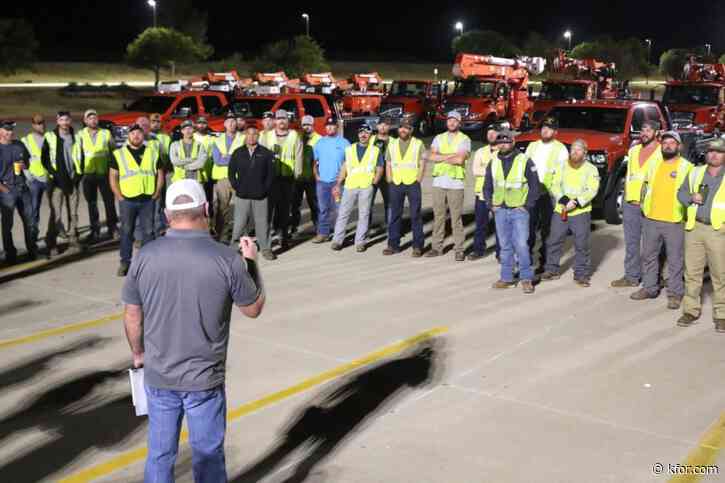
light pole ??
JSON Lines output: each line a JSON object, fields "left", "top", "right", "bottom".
{"left": 706, "top": 43, "right": 712, "bottom": 57}
{"left": 147, "top": 0, "right": 157, "bottom": 28}
{"left": 302, "top": 13, "right": 310, "bottom": 37}
{"left": 455, "top": 21, "right": 463, "bottom": 36}
{"left": 564, "top": 30, "right": 572, "bottom": 51}
{"left": 645, "top": 39, "right": 652, "bottom": 85}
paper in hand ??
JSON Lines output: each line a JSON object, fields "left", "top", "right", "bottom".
{"left": 129, "top": 368, "right": 148, "bottom": 416}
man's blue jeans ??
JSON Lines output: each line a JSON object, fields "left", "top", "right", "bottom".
{"left": 0, "top": 186, "right": 37, "bottom": 259}
{"left": 388, "top": 182, "right": 423, "bottom": 250}
{"left": 119, "top": 198, "right": 154, "bottom": 264}
{"left": 494, "top": 207, "right": 533, "bottom": 282}
{"left": 145, "top": 385, "right": 227, "bottom": 483}
{"left": 316, "top": 181, "right": 339, "bottom": 236}
{"left": 29, "top": 179, "right": 46, "bottom": 241}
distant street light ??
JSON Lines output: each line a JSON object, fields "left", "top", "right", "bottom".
{"left": 645, "top": 39, "right": 652, "bottom": 85}
{"left": 564, "top": 30, "right": 572, "bottom": 51}
{"left": 706, "top": 43, "right": 712, "bottom": 57}
{"left": 302, "top": 13, "right": 310, "bottom": 37}
{"left": 455, "top": 22, "right": 463, "bottom": 36}
{"left": 147, "top": 0, "right": 157, "bottom": 28}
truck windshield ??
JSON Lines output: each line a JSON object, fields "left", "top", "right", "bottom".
{"left": 389, "top": 82, "right": 426, "bottom": 97}
{"left": 539, "top": 83, "right": 588, "bottom": 101}
{"left": 663, "top": 85, "right": 719, "bottom": 106}
{"left": 548, "top": 106, "right": 628, "bottom": 134}
{"left": 227, "top": 99, "right": 277, "bottom": 118}
{"left": 452, "top": 80, "right": 496, "bottom": 98}
{"left": 126, "top": 96, "right": 175, "bottom": 113}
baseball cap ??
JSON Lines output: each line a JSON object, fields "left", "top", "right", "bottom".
{"left": 225, "top": 111, "right": 237, "bottom": 120}
{"left": 325, "top": 117, "right": 337, "bottom": 126}
{"left": 447, "top": 111, "right": 462, "bottom": 121}
{"left": 494, "top": 129, "right": 517, "bottom": 144}
{"left": 301, "top": 115, "right": 314, "bottom": 126}
{"left": 707, "top": 138, "right": 725, "bottom": 153}
{"left": 84, "top": 109, "right": 98, "bottom": 119}
{"left": 358, "top": 124, "right": 373, "bottom": 134}
{"left": 0, "top": 120, "right": 16, "bottom": 131}
{"left": 262, "top": 111, "right": 274, "bottom": 120}
{"left": 275, "top": 109, "right": 289, "bottom": 120}
{"left": 180, "top": 119, "right": 194, "bottom": 129}
{"left": 660, "top": 130, "right": 682, "bottom": 144}
{"left": 196, "top": 116, "right": 208, "bottom": 124}
{"left": 541, "top": 116, "right": 559, "bottom": 129}
{"left": 165, "top": 179, "right": 207, "bottom": 212}
{"left": 128, "top": 123, "right": 144, "bottom": 133}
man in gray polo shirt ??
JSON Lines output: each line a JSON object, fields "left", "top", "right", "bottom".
{"left": 122, "top": 179, "right": 265, "bottom": 483}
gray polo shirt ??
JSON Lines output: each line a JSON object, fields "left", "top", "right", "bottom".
{"left": 122, "top": 229, "right": 259, "bottom": 391}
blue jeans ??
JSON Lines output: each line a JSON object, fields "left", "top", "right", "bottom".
{"left": 29, "top": 179, "right": 46, "bottom": 241}
{"left": 472, "top": 197, "right": 489, "bottom": 256}
{"left": 316, "top": 181, "right": 339, "bottom": 236}
{"left": 119, "top": 198, "right": 154, "bottom": 264}
{"left": 0, "top": 187, "right": 37, "bottom": 259}
{"left": 145, "top": 385, "right": 227, "bottom": 483}
{"left": 494, "top": 207, "right": 533, "bottom": 282}
{"left": 388, "top": 182, "right": 423, "bottom": 250}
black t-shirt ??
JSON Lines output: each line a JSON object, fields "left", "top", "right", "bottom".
{"left": 110, "top": 145, "right": 153, "bottom": 201}
{"left": 0, "top": 141, "right": 29, "bottom": 188}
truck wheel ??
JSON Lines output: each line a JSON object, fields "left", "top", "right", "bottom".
{"left": 417, "top": 118, "right": 430, "bottom": 137}
{"left": 604, "top": 175, "right": 625, "bottom": 225}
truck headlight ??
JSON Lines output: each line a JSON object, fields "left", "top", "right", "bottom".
{"left": 587, "top": 152, "right": 608, "bottom": 167}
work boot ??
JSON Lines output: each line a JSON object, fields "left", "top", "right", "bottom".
{"left": 84, "top": 231, "right": 100, "bottom": 244}
{"left": 521, "top": 280, "right": 535, "bottom": 294}
{"left": 261, "top": 249, "right": 277, "bottom": 261}
{"left": 677, "top": 313, "right": 698, "bottom": 327}
{"left": 667, "top": 296, "right": 682, "bottom": 310}
{"left": 311, "top": 234, "right": 331, "bottom": 244}
{"left": 330, "top": 242, "right": 342, "bottom": 251}
{"left": 356, "top": 244, "right": 367, "bottom": 253}
{"left": 411, "top": 248, "right": 423, "bottom": 258}
{"left": 454, "top": 251, "right": 465, "bottom": 262}
{"left": 611, "top": 277, "right": 639, "bottom": 288}
{"left": 117, "top": 262, "right": 130, "bottom": 277}
{"left": 715, "top": 319, "right": 725, "bottom": 333}
{"left": 382, "top": 247, "right": 399, "bottom": 256}
{"left": 574, "top": 277, "right": 591, "bottom": 288}
{"left": 492, "top": 280, "right": 517, "bottom": 289}
{"left": 280, "top": 237, "right": 290, "bottom": 251}
{"left": 425, "top": 249, "right": 441, "bottom": 258}
{"left": 467, "top": 252, "right": 484, "bottom": 261}
{"left": 539, "top": 271, "right": 561, "bottom": 282}
{"left": 630, "top": 288, "right": 657, "bottom": 301}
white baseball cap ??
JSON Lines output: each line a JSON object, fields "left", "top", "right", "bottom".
{"left": 165, "top": 179, "right": 207, "bottom": 211}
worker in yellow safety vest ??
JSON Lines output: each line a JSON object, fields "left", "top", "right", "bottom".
{"left": 109, "top": 123, "right": 164, "bottom": 277}
{"left": 290, "top": 115, "right": 321, "bottom": 237}
{"left": 330, "top": 124, "right": 384, "bottom": 252}
{"left": 170, "top": 119, "right": 208, "bottom": 184}
{"left": 382, "top": 118, "right": 426, "bottom": 257}
{"left": 259, "top": 111, "right": 276, "bottom": 149}
{"left": 524, "top": 116, "right": 569, "bottom": 270}
{"left": 267, "top": 109, "right": 303, "bottom": 249}
{"left": 483, "top": 129, "right": 542, "bottom": 294}
{"left": 540, "top": 138, "right": 600, "bottom": 287}
{"left": 469, "top": 122, "right": 503, "bottom": 261}
{"left": 73, "top": 109, "right": 118, "bottom": 242}
{"left": 676, "top": 138, "right": 725, "bottom": 331}
{"left": 21, "top": 114, "right": 50, "bottom": 249}
{"left": 211, "top": 112, "right": 245, "bottom": 243}
{"left": 426, "top": 111, "right": 471, "bottom": 261}
{"left": 630, "top": 130, "right": 692, "bottom": 309}
{"left": 611, "top": 119, "right": 663, "bottom": 288}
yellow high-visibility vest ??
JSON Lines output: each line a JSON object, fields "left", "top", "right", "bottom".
{"left": 432, "top": 131, "right": 468, "bottom": 180}
{"left": 388, "top": 137, "right": 423, "bottom": 185}
{"left": 686, "top": 165, "right": 725, "bottom": 230}
{"left": 21, "top": 133, "right": 48, "bottom": 178}
{"left": 267, "top": 130, "right": 301, "bottom": 178}
{"left": 524, "top": 139, "right": 568, "bottom": 191}
{"left": 344, "top": 143, "right": 380, "bottom": 189}
{"left": 113, "top": 144, "right": 159, "bottom": 198}
{"left": 301, "top": 132, "right": 322, "bottom": 179}
{"left": 73, "top": 128, "right": 113, "bottom": 175}
{"left": 171, "top": 140, "right": 205, "bottom": 183}
{"left": 550, "top": 161, "right": 601, "bottom": 217}
{"left": 211, "top": 133, "right": 245, "bottom": 180}
{"left": 473, "top": 145, "right": 496, "bottom": 198}
{"left": 491, "top": 153, "right": 529, "bottom": 208}
{"left": 641, "top": 157, "right": 692, "bottom": 223}
{"left": 625, "top": 143, "right": 662, "bottom": 203}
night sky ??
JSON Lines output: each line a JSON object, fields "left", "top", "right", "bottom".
{"left": 11, "top": 1, "right": 725, "bottom": 62}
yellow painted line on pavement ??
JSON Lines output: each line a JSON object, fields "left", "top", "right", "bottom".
{"left": 0, "top": 313, "right": 123, "bottom": 350}
{"left": 59, "top": 326, "right": 448, "bottom": 483}
{"left": 669, "top": 411, "right": 725, "bottom": 483}
{"left": 0, "top": 258, "right": 48, "bottom": 275}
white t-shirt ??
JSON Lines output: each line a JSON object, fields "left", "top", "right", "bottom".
{"left": 529, "top": 141, "right": 569, "bottom": 183}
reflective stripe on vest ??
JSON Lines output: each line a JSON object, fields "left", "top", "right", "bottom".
{"left": 474, "top": 145, "right": 496, "bottom": 197}
{"left": 641, "top": 157, "right": 691, "bottom": 223}
{"left": 625, "top": 143, "right": 661, "bottom": 202}
{"left": 552, "top": 162, "right": 599, "bottom": 216}
{"left": 271, "top": 130, "right": 301, "bottom": 178}
{"left": 389, "top": 137, "right": 423, "bottom": 185}
{"left": 345, "top": 143, "right": 380, "bottom": 189}
{"left": 491, "top": 153, "right": 529, "bottom": 208}
{"left": 22, "top": 133, "right": 47, "bottom": 178}
{"left": 211, "top": 133, "right": 245, "bottom": 180}
{"left": 44, "top": 132, "right": 60, "bottom": 170}
{"left": 432, "top": 131, "right": 467, "bottom": 180}
{"left": 154, "top": 133, "right": 172, "bottom": 155}
{"left": 301, "top": 132, "right": 322, "bottom": 179}
{"left": 114, "top": 145, "right": 158, "bottom": 197}
{"left": 171, "top": 140, "right": 204, "bottom": 183}
{"left": 75, "top": 128, "right": 112, "bottom": 175}
{"left": 685, "top": 166, "right": 725, "bottom": 230}
{"left": 525, "top": 139, "right": 566, "bottom": 190}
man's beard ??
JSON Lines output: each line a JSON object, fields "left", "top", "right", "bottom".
{"left": 662, "top": 150, "right": 678, "bottom": 160}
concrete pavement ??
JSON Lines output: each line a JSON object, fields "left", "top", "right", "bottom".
{"left": 1, "top": 154, "right": 724, "bottom": 483}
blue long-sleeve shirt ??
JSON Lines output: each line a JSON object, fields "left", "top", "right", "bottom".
{"left": 483, "top": 148, "right": 541, "bottom": 210}
{"left": 211, "top": 134, "right": 235, "bottom": 166}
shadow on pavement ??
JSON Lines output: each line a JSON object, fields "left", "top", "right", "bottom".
{"left": 230, "top": 339, "right": 445, "bottom": 483}
{"left": 0, "top": 364, "right": 144, "bottom": 483}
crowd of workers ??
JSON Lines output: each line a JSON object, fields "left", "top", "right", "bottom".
{"left": 1, "top": 106, "right": 725, "bottom": 329}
